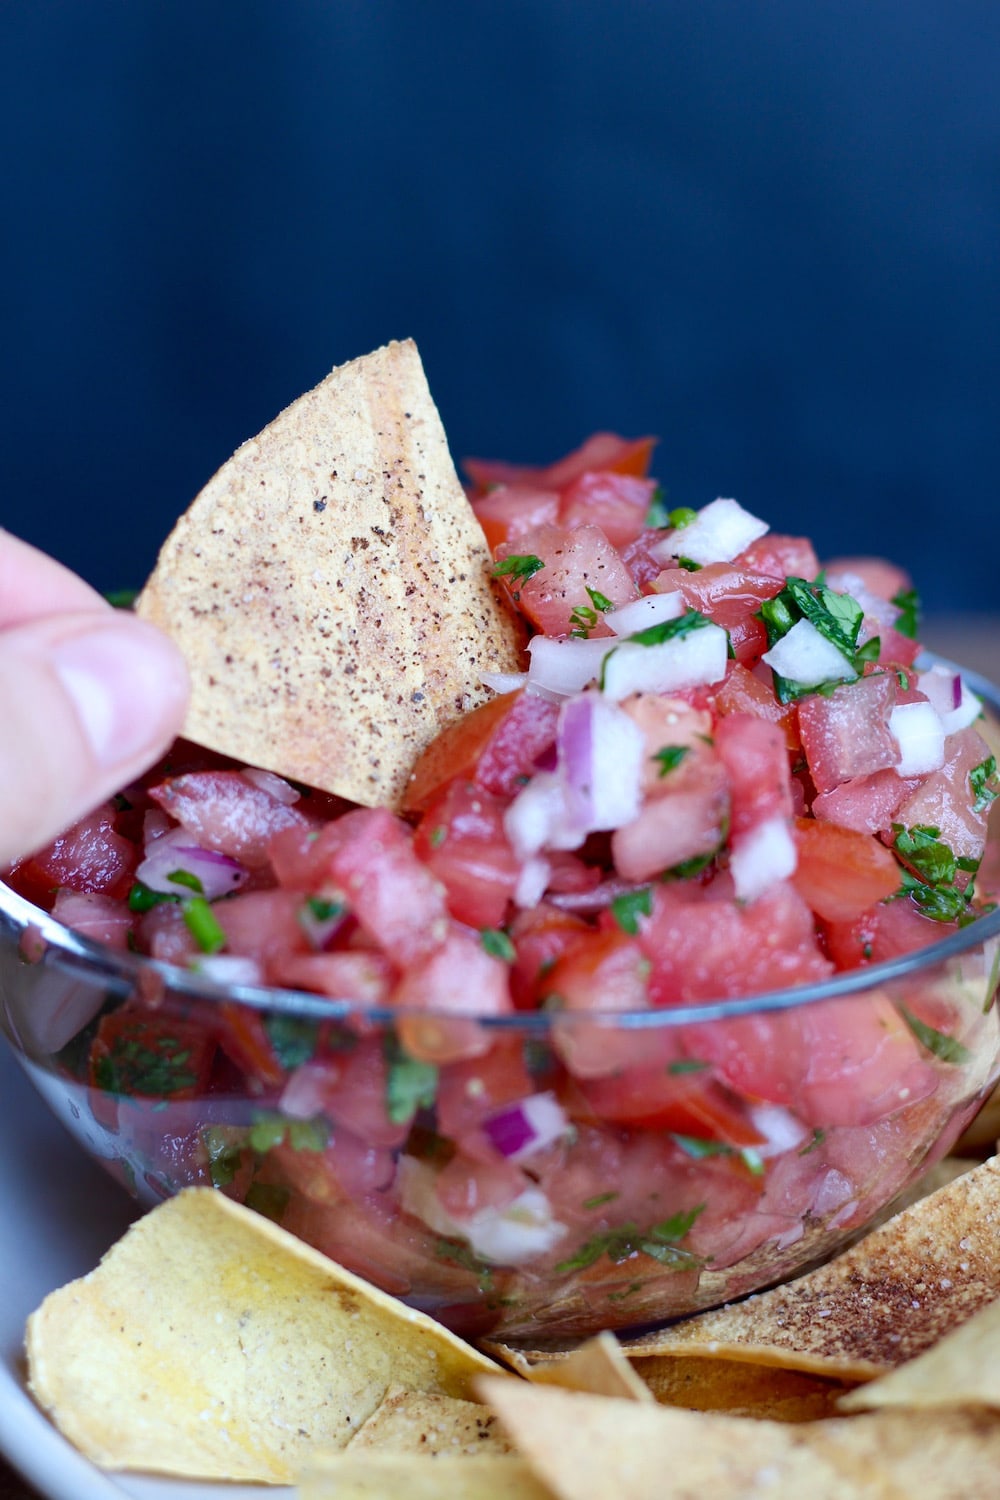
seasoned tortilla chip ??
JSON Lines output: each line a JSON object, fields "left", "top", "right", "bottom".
{"left": 479, "top": 1379, "right": 1000, "bottom": 1500}
{"left": 621, "top": 1154, "right": 1000, "bottom": 1381}
{"left": 525, "top": 1331, "right": 652, "bottom": 1403}
{"left": 26, "top": 1188, "right": 499, "bottom": 1482}
{"left": 839, "top": 1295, "right": 1000, "bottom": 1414}
{"left": 347, "top": 1385, "right": 515, "bottom": 1454}
{"left": 635, "top": 1356, "right": 854, "bottom": 1422}
{"left": 300, "top": 1452, "right": 551, "bottom": 1500}
{"left": 137, "top": 339, "right": 525, "bottom": 808}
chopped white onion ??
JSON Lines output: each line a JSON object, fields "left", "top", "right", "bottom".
{"left": 136, "top": 828, "right": 249, "bottom": 900}
{"left": 482, "top": 1092, "right": 570, "bottom": 1162}
{"left": 513, "top": 854, "right": 552, "bottom": 908}
{"left": 479, "top": 669, "right": 530, "bottom": 694}
{"left": 729, "top": 816, "right": 798, "bottom": 903}
{"left": 241, "top": 767, "right": 301, "bottom": 804}
{"left": 916, "top": 665, "right": 982, "bottom": 735}
{"left": 747, "top": 1104, "right": 812, "bottom": 1158}
{"left": 503, "top": 773, "right": 582, "bottom": 859}
{"left": 559, "top": 694, "right": 645, "bottom": 832}
{"left": 601, "top": 622, "right": 729, "bottom": 702}
{"left": 605, "top": 591, "right": 684, "bottom": 636}
{"left": 650, "top": 497, "right": 769, "bottom": 566}
{"left": 761, "top": 619, "right": 857, "bottom": 688}
{"left": 280, "top": 1062, "right": 332, "bottom": 1120}
{"left": 398, "top": 1156, "right": 568, "bottom": 1265}
{"left": 889, "top": 701, "right": 946, "bottom": 776}
{"left": 191, "top": 954, "right": 263, "bottom": 987}
{"left": 527, "top": 635, "right": 610, "bottom": 696}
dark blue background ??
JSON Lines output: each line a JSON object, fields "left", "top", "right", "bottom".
{"left": 1, "top": 2, "right": 997, "bottom": 613}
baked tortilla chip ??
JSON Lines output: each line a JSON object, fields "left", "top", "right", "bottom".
{"left": 839, "top": 1295, "right": 1000, "bottom": 1414}
{"left": 621, "top": 1153, "right": 1000, "bottom": 1381}
{"left": 25, "top": 1188, "right": 499, "bottom": 1482}
{"left": 524, "top": 1331, "right": 652, "bottom": 1403}
{"left": 137, "top": 339, "right": 525, "bottom": 808}
{"left": 635, "top": 1356, "right": 854, "bottom": 1422}
{"left": 300, "top": 1452, "right": 551, "bottom": 1500}
{"left": 479, "top": 1380, "right": 1000, "bottom": 1500}
{"left": 346, "top": 1385, "right": 515, "bottom": 1454}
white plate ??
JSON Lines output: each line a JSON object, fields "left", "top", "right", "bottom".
{"left": 0, "top": 1042, "right": 292, "bottom": 1499}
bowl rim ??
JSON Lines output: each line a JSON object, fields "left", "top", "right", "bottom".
{"left": 2, "top": 652, "right": 999, "bottom": 1033}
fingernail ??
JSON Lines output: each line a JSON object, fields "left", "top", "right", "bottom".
{"left": 52, "top": 620, "right": 189, "bottom": 768}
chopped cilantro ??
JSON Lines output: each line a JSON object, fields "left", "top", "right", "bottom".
{"left": 569, "top": 603, "right": 599, "bottom": 637}
{"left": 555, "top": 1206, "right": 704, "bottom": 1274}
{"left": 586, "top": 586, "right": 614, "bottom": 613}
{"left": 181, "top": 897, "right": 226, "bottom": 954}
{"left": 664, "top": 847, "right": 719, "bottom": 881}
{"left": 758, "top": 576, "right": 873, "bottom": 702}
{"left": 628, "top": 610, "right": 712, "bottom": 648}
{"left": 428, "top": 825, "right": 447, "bottom": 849}
{"left": 248, "top": 1110, "right": 329, "bottom": 1154}
{"left": 244, "top": 1183, "right": 289, "bottom": 1222}
{"left": 384, "top": 1039, "right": 439, "bottom": 1124}
{"left": 677, "top": 556, "right": 702, "bottom": 571}
{"left": 798, "top": 1128, "right": 826, "bottom": 1156}
{"left": 492, "top": 554, "right": 545, "bottom": 582}
{"left": 667, "top": 506, "right": 697, "bottom": 529}
{"left": 166, "top": 867, "right": 204, "bottom": 895}
{"left": 583, "top": 1191, "right": 619, "bottom": 1210}
{"left": 127, "top": 880, "right": 177, "bottom": 913}
{"left": 652, "top": 744, "right": 690, "bottom": 777}
{"left": 92, "top": 1028, "right": 198, "bottom": 1098}
{"left": 645, "top": 486, "right": 671, "bottom": 529}
{"left": 970, "top": 756, "right": 999, "bottom": 816}
{"left": 104, "top": 588, "right": 138, "bottom": 609}
{"left": 899, "top": 1007, "right": 972, "bottom": 1065}
{"left": 306, "top": 895, "right": 345, "bottom": 922}
{"left": 480, "top": 927, "right": 516, "bottom": 962}
{"left": 667, "top": 1058, "right": 710, "bottom": 1075}
{"left": 611, "top": 886, "right": 653, "bottom": 935}
{"left": 435, "top": 1238, "right": 494, "bottom": 1291}
{"left": 608, "top": 1280, "right": 644, "bottom": 1303}
{"left": 201, "top": 1125, "right": 244, "bottom": 1187}
{"left": 263, "top": 1014, "right": 319, "bottom": 1070}
{"left": 671, "top": 1136, "right": 765, "bottom": 1175}
{"left": 890, "top": 586, "right": 921, "bottom": 639}
{"left": 893, "top": 824, "right": 958, "bottom": 887}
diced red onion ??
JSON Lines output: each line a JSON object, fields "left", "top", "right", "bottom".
{"left": 479, "top": 669, "right": 530, "bottom": 694}
{"left": 601, "top": 622, "right": 728, "bottom": 701}
{"left": 605, "top": 592, "right": 684, "bottom": 636}
{"left": 729, "top": 815, "right": 797, "bottom": 902}
{"left": 527, "top": 635, "right": 611, "bottom": 697}
{"left": 136, "top": 828, "right": 249, "bottom": 899}
{"left": 191, "top": 954, "right": 263, "bottom": 987}
{"left": 761, "top": 619, "right": 857, "bottom": 688}
{"left": 482, "top": 1092, "right": 570, "bottom": 1162}
{"left": 916, "top": 666, "right": 981, "bottom": 734}
{"left": 558, "top": 694, "right": 644, "bottom": 833}
{"left": 398, "top": 1156, "right": 568, "bottom": 1264}
{"left": 241, "top": 767, "right": 301, "bottom": 804}
{"left": 889, "top": 701, "right": 946, "bottom": 777}
{"left": 650, "top": 497, "right": 768, "bottom": 566}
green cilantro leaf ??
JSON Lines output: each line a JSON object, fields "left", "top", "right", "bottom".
{"left": 480, "top": 927, "right": 516, "bottom": 962}
{"left": 586, "top": 586, "right": 614, "bottom": 613}
{"left": 652, "top": 744, "right": 690, "bottom": 777}
{"left": 970, "top": 756, "right": 999, "bottom": 816}
{"left": 899, "top": 1007, "right": 972, "bottom": 1065}
{"left": 645, "top": 486, "right": 672, "bottom": 529}
{"left": 385, "top": 1040, "right": 439, "bottom": 1124}
{"left": 492, "top": 554, "right": 545, "bottom": 582}
{"left": 890, "top": 586, "right": 921, "bottom": 639}
{"left": 667, "top": 506, "right": 697, "bottom": 529}
{"left": 263, "top": 1014, "right": 319, "bottom": 1070}
{"left": 611, "top": 886, "right": 653, "bottom": 935}
{"left": 127, "top": 880, "right": 177, "bottom": 913}
{"left": 555, "top": 1205, "right": 704, "bottom": 1274}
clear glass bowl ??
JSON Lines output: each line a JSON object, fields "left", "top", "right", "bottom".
{"left": 2, "top": 667, "right": 999, "bottom": 1344}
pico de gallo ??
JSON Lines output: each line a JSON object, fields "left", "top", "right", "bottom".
{"left": 5, "top": 432, "right": 1000, "bottom": 1339}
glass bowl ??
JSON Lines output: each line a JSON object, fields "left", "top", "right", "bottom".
{"left": 1, "top": 662, "right": 999, "bottom": 1344}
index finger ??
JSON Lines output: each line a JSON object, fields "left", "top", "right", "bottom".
{"left": 0, "top": 530, "right": 109, "bottom": 629}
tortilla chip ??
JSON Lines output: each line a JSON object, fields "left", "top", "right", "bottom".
{"left": 620, "top": 1153, "right": 1000, "bottom": 1381}
{"left": 25, "top": 1188, "right": 499, "bottom": 1482}
{"left": 479, "top": 1380, "right": 1000, "bottom": 1500}
{"left": 347, "top": 1384, "right": 516, "bottom": 1454}
{"left": 525, "top": 1331, "right": 652, "bottom": 1403}
{"left": 137, "top": 339, "right": 525, "bottom": 808}
{"left": 300, "top": 1452, "right": 552, "bottom": 1500}
{"left": 839, "top": 1295, "right": 1000, "bottom": 1414}
{"left": 636, "top": 1356, "right": 854, "bottom": 1422}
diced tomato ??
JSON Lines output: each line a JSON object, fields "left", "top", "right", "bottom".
{"left": 281, "top": 1038, "right": 411, "bottom": 1148}
{"left": 402, "top": 692, "right": 557, "bottom": 814}
{"left": 557, "top": 472, "right": 657, "bottom": 549}
{"left": 822, "top": 897, "right": 961, "bottom": 970}
{"left": 148, "top": 771, "right": 310, "bottom": 868}
{"left": 494, "top": 523, "right": 636, "bottom": 637}
{"left": 812, "top": 769, "right": 919, "bottom": 835}
{"left": 266, "top": 950, "right": 394, "bottom": 1005}
{"left": 392, "top": 930, "right": 512, "bottom": 1063}
{"left": 823, "top": 556, "right": 911, "bottom": 602}
{"left": 89, "top": 1008, "right": 216, "bottom": 1101}
{"left": 797, "top": 674, "right": 899, "bottom": 796}
{"left": 213, "top": 889, "right": 309, "bottom": 962}
{"left": 544, "top": 928, "right": 657, "bottom": 1078}
{"left": 470, "top": 485, "right": 560, "bottom": 551}
{"left": 435, "top": 1036, "right": 537, "bottom": 1142}
{"left": 891, "top": 725, "right": 995, "bottom": 884}
{"left": 791, "top": 818, "right": 902, "bottom": 923}
{"left": 508, "top": 902, "right": 591, "bottom": 1010}
{"left": 212, "top": 1002, "right": 287, "bottom": 1088}
{"left": 712, "top": 662, "right": 799, "bottom": 750}
{"left": 796, "top": 993, "right": 937, "bottom": 1128}
{"left": 654, "top": 561, "right": 784, "bottom": 630}
{"left": 578, "top": 1065, "right": 765, "bottom": 1146}
{"left": 433, "top": 1151, "right": 527, "bottom": 1219}
{"left": 463, "top": 433, "right": 657, "bottom": 497}
{"left": 714, "top": 714, "right": 793, "bottom": 839}
{"left": 50, "top": 889, "right": 133, "bottom": 949}
{"left": 414, "top": 781, "right": 521, "bottom": 929}
{"left": 737, "top": 534, "right": 821, "bottom": 580}
{"left": 21, "top": 802, "right": 137, "bottom": 900}
{"left": 325, "top": 808, "right": 450, "bottom": 967}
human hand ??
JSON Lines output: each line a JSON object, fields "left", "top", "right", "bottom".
{"left": 0, "top": 530, "right": 190, "bottom": 866}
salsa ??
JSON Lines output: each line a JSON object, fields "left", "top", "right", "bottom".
{"left": 5, "top": 433, "right": 1000, "bottom": 1338}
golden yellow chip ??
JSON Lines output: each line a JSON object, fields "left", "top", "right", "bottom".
{"left": 839, "top": 1295, "right": 1000, "bottom": 1414}
{"left": 137, "top": 339, "right": 525, "bottom": 808}
{"left": 347, "top": 1384, "right": 515, "bottom": 1454}
{"left": 621, "top": 1153, "right": 1000, "bottom": 1381}
{"left": 523, "top": 1331, "right": 652, "bottom": 1403}
{"left": 300, "top": 1452, "right": 551, "bottom": 1500}
{"left": 635, "top": 1356, "right": 854, "bottom": 1423}
{"left": 26, "top": 1188, "right": 499, "bottom": 1482}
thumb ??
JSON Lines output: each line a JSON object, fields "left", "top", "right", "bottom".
{"left": 0, "top": 610, "right": 190, "bottom": 866}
